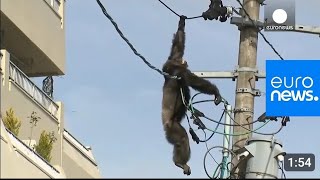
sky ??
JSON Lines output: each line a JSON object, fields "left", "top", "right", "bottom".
{"left": 34, "top": 0, "right": 320, "bottom": 178}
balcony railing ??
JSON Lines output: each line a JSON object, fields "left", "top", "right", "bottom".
{"left": 9, "top": 61, "right": 59, "bottom": 119}
{"left": 63, "top": 130, "right": 98, "bottom": 166}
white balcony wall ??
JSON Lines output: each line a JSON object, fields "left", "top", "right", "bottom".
{"left": 1, "top": 49, "right": 101, "bottom": 179}
{"left": 62, "top": 130, "right": 101, "bottom": 178}
{"left": 1, "top": 119, "right": 65, "bottom": 178}
{"left": 0, "top": 0, "right": 65, "bottom": 76}
{"left": 1, "top": 50, "right": 63, "bottom": 167}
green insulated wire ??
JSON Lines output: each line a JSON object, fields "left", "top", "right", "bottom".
{"left": 206, "top": 120, "right": 270, "bottom": 136}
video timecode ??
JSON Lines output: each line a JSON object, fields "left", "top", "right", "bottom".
{"left": 284, "top": 153, "right": 315, "bottom": 171}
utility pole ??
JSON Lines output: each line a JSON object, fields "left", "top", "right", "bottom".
{"left": 194, "top": 0, "right": 262, "bottom": 178}
{"left": 231, "top": 0, "right": 260, "bottom": 178}
{"left": 193, "top": 1, "right": 320, "bottom": 179}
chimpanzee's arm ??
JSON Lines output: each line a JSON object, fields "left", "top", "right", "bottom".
{"left": 183, "top": 70, "right": 221, "bottom": 98}
{"left": 168, "top": 16, "right": 187, "bottom": 61}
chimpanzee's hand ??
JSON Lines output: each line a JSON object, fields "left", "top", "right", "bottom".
{"left": 214, "top": 94, "right": 222, "bottom": 106}
{"left": 178, "top": 15, "right": 187, "bottom": 30}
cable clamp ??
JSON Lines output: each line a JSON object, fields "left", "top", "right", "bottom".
{"left": 233, "top": 66, "right": 261, "bottom": 81}
{"left": 234, "top": 108, "right": 253, "bottom": 114}
{"left": 236, "top": 88, "right": 261, "bottom": 96}
{"left": 230, "top": 16, "right": 265, "bottom": 29}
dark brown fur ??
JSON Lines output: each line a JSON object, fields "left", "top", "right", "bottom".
{"left": 161, "top": 16, "right": 222, "bottom": 176}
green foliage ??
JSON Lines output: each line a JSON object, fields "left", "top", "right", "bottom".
{"left": 3, "top": 108, "right": 21, "bottom": 136}
{"left": 3, "top": 109, "right": 57, "bottom": 163}
{"left": 34, "top": 130, "right": 57, "bottom": 162}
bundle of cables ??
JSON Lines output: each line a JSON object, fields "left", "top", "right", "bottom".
{"left": 180, "top": 90, "right": 287, "bottom": 179}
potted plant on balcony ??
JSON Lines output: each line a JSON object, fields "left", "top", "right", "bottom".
{"left": 3, "top": 108, "right": 21, "bottom": 136}
{"left": 34, "top": 130, "right": 57, "bottom": 162}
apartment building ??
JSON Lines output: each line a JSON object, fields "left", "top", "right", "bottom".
{"left": 0, "top": 0, "right": 101, "bottom": 178}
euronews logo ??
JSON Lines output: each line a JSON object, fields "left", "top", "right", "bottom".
{"left": 264, "top": 0, "right": 295, "bottom": 32}
{"left": 270, "top": 76, "right": 319, "bottom": 102}
{"left": 266, "top": 60, "right": 320, "bottom": 116}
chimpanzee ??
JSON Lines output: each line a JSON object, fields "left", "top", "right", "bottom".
{"left": 161, "top": 15, "right": 222, "bottom": 175}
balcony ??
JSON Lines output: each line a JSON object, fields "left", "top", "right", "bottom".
{"left": 62, "top": 130, "right": 101, "bottom": 178}
{"left": 1, "top": 49, "right": 101, "bottom": 178}
{"left": 9, "top": 61, "right": 60, "bottom": 119}
{"left": 0, "top": 0, "right": 66, "bottom": 76}
{"left": 1, "top": 49, "right": 63, "bottom": 166}
{"left": 1, "top": 120, "right": 66, "bottom": 178}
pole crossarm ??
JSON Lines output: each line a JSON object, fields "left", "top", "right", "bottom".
{"left": 293, "top": 25, "right": 320, "bottom": 36}
{"left": 231, "top": 17, "right": 320, "bottom": 36}
{"left": 192, "top": 71, "right": 266, "bottom": 80}
{"left": 230, "top": 16, "right": 264, "bottom": 28}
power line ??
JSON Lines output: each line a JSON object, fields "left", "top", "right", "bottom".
{"left": 157, "top": 0, "right": 203, "bottom": 19}
{"left": 186, "top": 95, "right": 285, "bottom": 136}
{"left": 96, "top": 0, "right": 180, "bottom": 80}
{"left": 199, "top": 111, "right": 224, "bottom": 142}
{"left": 158, "top": 0, "right": 180, "bottom": 17}
{"left": 235, "top": 0, "right": 284, "bottom": 60}
{"left": 189, "top": 93, "right": 259, "bottom": 127}
{"left": 95, "top": 0, "right": 285, "bottom": 177}
{"left": 186, "top": 92, "right": 285, "bottom": 135}
{"left": 224, "top": 108, "right": 285, "bottom": 136}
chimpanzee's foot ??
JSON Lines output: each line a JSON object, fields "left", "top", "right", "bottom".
{"left": 175, "top": 163, "right": 191, "bottom": 176}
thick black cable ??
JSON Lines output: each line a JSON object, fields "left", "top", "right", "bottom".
{"left": 190, "top": 91, "right": 285, "bottom": 135}
{"left": 190, "top": 93, "right": 260, "bottom": 127}
{"left": 202, "top": 110, "right": 261, "bottom": 127}
{"left": 226, "top": 161, "right": 234, "bottom": 179}
{"left": 187, "top": 15, "right": 204, "bottom": 19}
{"left": 199, "top": 111, "right": 224, "bottom": 142}
{"left": 189, "top": 93, "right": 285, "bottom": 135}
{"left": 96, "top": 0, "right": 180, "bottom": 80}
{"left": 186, "top": 109, "right": 222, "bottom": 154}
{"left": 225, "top": 109, "right": 285, "bottom": 136}
{"left": 157, "top": 0, "right": 203, "bottom": 20}
{"left": 158, "top": 0, "right": 180, "bottom": 16}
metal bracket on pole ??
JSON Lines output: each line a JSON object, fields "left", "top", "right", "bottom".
{"left": 193, "top": 71, "right": 238, "bottom": 79}
{"left": 233, "top": 66, "right": 265, "bottom": 81}
{"left": 234, "top": 108, "right": 254, "bottom": 114}
{"left": 230, "top": 17, "right": 265, "bottom": 29}
{"left": 236, "top": 88, "right": 261, "bottom": 97}
{"left": 292, "top": 25, "right": 320, "bottom": 37}
{"left": 192, "top": 70, "right": 266, "bottom": 80}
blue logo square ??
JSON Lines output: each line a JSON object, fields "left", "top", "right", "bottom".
{"left": 266, "top": 60, "right": 320, "bottom": 116}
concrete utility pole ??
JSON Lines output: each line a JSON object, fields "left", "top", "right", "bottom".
{"left": 231, "top": 0, "right": 260, "bottom": 178}
{"left": 193, "top": 1, "right": 320, "bottom": 179}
